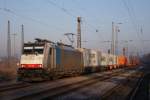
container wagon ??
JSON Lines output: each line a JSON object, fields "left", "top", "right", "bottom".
{"left": 77, "top": 48, "right": 102, "bottom": 73}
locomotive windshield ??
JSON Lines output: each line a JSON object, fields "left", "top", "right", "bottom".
{"left": 23, "top": 46, "right": 44, "bottom": 54}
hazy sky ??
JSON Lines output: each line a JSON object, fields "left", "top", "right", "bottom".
{"left": 0, "top": 0, "right": 150, "bottom": 57}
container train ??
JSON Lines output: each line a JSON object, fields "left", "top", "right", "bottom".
{"left": 17, "top": 38, "right": 139, "bottom": 81}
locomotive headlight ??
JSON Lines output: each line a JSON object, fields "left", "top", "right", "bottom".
{"left": 21, "top": 64, "right": 25, "bottom": 68}
{"left": 39, "top": 64, "right": 42, "bottom": 68}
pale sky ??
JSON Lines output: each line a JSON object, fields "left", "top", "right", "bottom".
{"left": 0, "top": 0, "right": 150, "bottom": 57}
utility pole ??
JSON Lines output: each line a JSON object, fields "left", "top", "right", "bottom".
{"left": 11, "top": 33, "right": 17, "bottom": 57}
{"left": 123, "top": 47, "right": 126, "bottom": 56}
{"left": 140, "top": 27, "right": 143, "bottom": 34}
{"left": 77, "top": 17, "right": 81, "bottom": 48}
{"left": 111, "top": 22, "right": 115, "bottom": 55}
{"left": 7, "top": 20, "right": 11, "bottom": 67}
{"left": 115, "top": 26, "right": 119, "bottom": 55}
{"left": 21, "top": 24, "right": 24, "bottom": 54}
{"left": 111, "top": 22, "right": 116, "bottom": 66}
{"left": 113, "top": 22, "right": 122, "bottom": 55}
{"left": 112, "top": 22, "right": 122, "bottom": 67}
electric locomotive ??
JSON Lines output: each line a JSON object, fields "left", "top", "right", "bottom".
{"left": 18, "top": 38, "right": 83, "bottom": 81}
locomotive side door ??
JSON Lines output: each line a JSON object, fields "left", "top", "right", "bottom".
{"left": 43, "top": 44, "right": 52, "bottom": 69}
{"left": 47, "top": 47, "right": 51, "bottom": 68}
{"left": 47, "top": 46, "right": 55, "bottom": 70}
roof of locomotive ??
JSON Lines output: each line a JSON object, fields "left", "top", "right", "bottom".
{"left": 24, "top": 38, "right": 76, "bottom": 51}
{"left": 24, "top": 38, "right": 55, "bottom": 47}
{"left": 24, "top": 42, "right": 45, "bottom": 47}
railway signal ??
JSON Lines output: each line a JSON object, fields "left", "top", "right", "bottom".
{"left": 7, "top": 20, "right": 11, "bottom": 67}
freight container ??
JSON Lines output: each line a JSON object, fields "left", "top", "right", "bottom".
{"left": 107, "top": 54, "right": 115, "bottom": 69}
{"left": 100, "top": 53, "right": 109, "bottom": 69}
{"left": 117, "top": 55, "right": 127, "bottom": 67}
{"left": 89, "top": 50, "right": 100, "bottom": 67}
{"left": 77, "top": 48, "right": 90, "bottom": 67}
{"left": 77, "top": 48, "right": 101, "bottom": 73}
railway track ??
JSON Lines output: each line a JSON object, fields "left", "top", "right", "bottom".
{"left": 0, "top": 82, "right": 31, "bottom": 93}
{"left": 15, "top": 69, "right": 126, "bottom": 100}
{"left": 101, "top": 71, "right": 143, "bottom": 100}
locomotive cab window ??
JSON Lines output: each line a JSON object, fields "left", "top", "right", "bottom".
{"left": 23, "top": 47, "right": 33, "bottom": 54}
{"left": 23, "top": 46, "right": 44, "bottom": 54}
{"left": 34, "top": 47, "right": 44, "bottom": 54}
